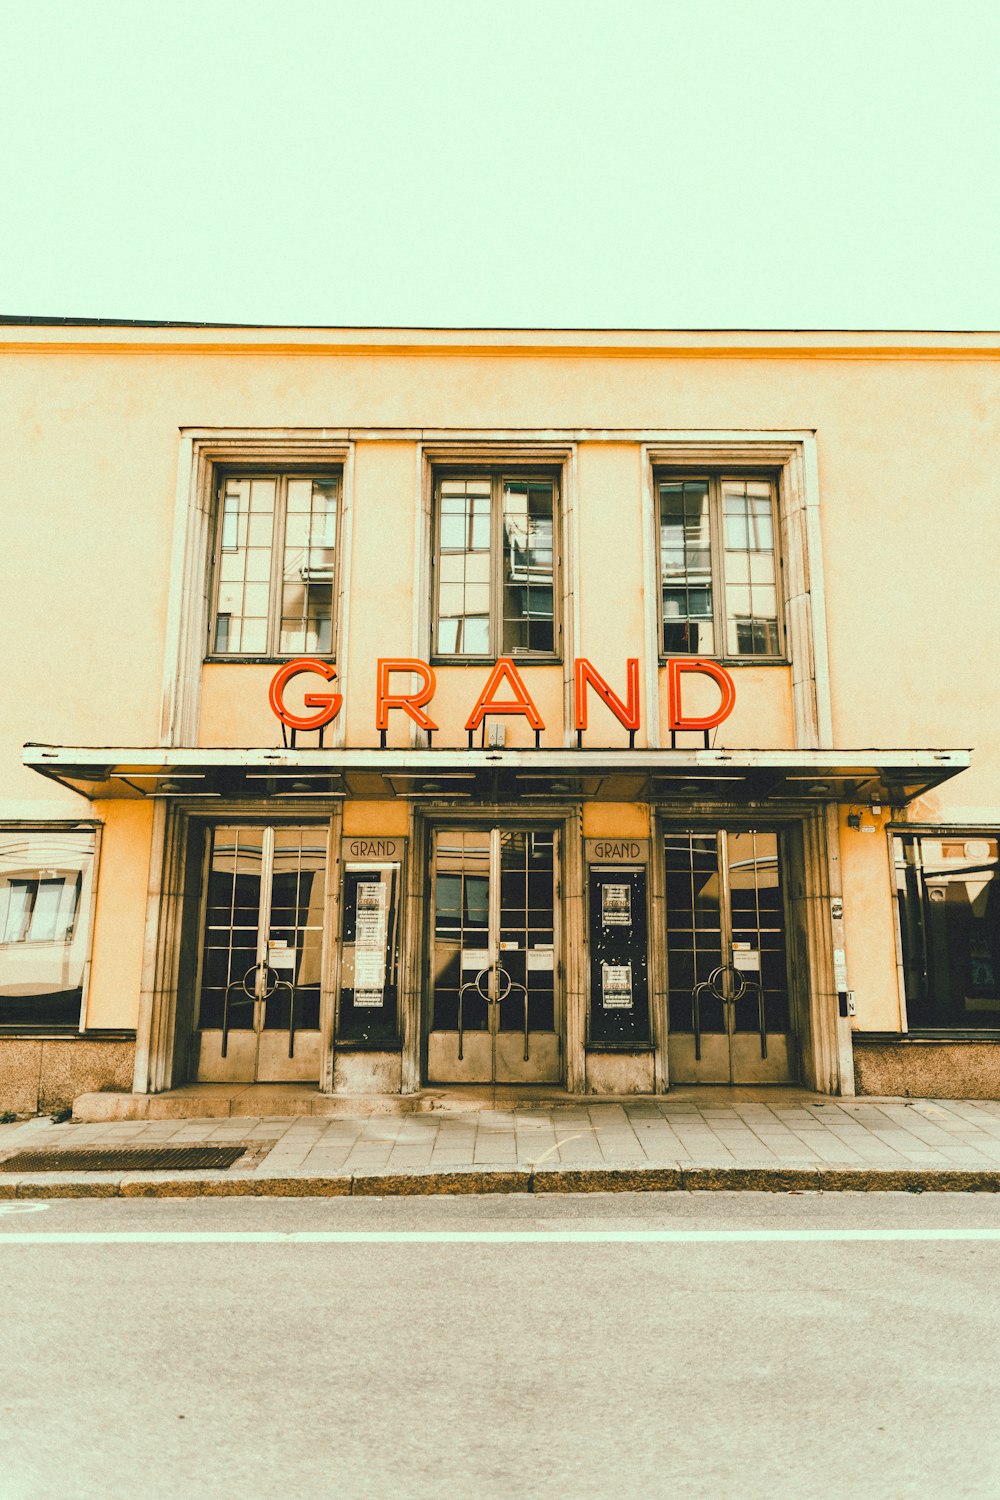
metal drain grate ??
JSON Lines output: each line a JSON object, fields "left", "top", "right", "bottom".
{"left": 0, "top": 1144, "right": 249, "bottom": 1173}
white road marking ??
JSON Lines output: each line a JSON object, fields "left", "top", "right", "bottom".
{"left": 1, "top": 1227, "right": 1000, "bottom": 1246}
{"left": 0, "top": 1201, "right": 50, "bottom": 1215}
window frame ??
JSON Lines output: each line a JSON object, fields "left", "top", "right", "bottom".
{"left": 430, "top": 467, "right": 562, "bottom": 666}
{"left": 205, "top": 466, "right": 344, "bottom": 663}
{"left": 655, "top": 467, "right": 787, "bottom": 665}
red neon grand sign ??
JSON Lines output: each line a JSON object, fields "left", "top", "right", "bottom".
{"left": 268, "top": 656, "right": 736, "bottom": 736}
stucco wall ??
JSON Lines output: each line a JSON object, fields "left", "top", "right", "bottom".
{"left": 2, "top": 329, "right": 997, "bottom": 1053}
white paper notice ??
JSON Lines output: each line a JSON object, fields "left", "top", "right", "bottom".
{"left": 732, "top": 943, "right": 760, "bottom": 972}
{"left": 527, "top": 947, "right": 555, "bottom": 972}
{"left": 462, "top": 948, "right": 490, "bottom": 970}
{"left": 354, "top": 881, "right": 387, "bottom": 1007}
{"left": 601, "top": 883, "right": 632, "bottom": 927}
{"left": 602, "top": 962, "right": 633, "bottom": 1009}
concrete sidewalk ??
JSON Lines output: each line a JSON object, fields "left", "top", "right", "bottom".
{"left": 6, "top": 1093, "right": 1000, "bottom": 1196}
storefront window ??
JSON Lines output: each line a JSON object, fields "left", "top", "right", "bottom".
{"left": 0, "top": 830, "right": 95, "bottom": 1027}
{"left": 894, "top": 834, "right": 1000, "bottom": 1030}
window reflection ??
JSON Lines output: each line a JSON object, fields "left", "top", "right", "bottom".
{"left": 896, "top": 835, "right": 1000, "bottom": 1029}
{"left": 435, "top": 475, "right": 557, "bottom": 657}
{"left": 0, "top": 831, "right": 95, "bottom": 1027}
{"left": 658, "top": 475, "right": 781, "bottom": 659}
{"left": 212, "top": 475, "right": 339, "bottom": 657}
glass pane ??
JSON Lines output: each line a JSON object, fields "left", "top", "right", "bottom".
{"left": 659, "top": 481, "right": 712, "bottom": 655}
{"left": 280, "top": 479, "right": 337, "bottom": 657}
{"left": 436, "top": 479, "right": 494, "bottom": 656}
{"left": 0, "top": 832, "right": 94, "bottom": 1026}
{"left": 431, "top": 831, "right": 491, "bottom": 1032}
{"left": 464, "top": 582, "right": 489, "bottom": 615}
{"left": 896, "top": 836, "right": 1000, "bottom": 1028}
{"left": 212, "top": 478, "right": 275, "bottom": 655}
{"left": 723, "top": 480, "right": 780, "bottom": 657}
{"left": 437, "top": 617, "right": 459, "bottom": 654}
{"left": 440, "top": 499, "right": 468, "bottom": 551}
{"left": 664, "top": 833, "right": 724, "bottom": 1033}
{"left": 240, "top": 617, "right": 268, "bottom": 654}
{"left": 265, "top": 826, "right": 326, "bottom": 1032}
{"left": 502, "top": 481, "right": 555, "bottom": 655}
{"left": 461, "top": 615, "right": 490, "bottom": 654}
{"left": 727, "top": 831, "right": 789, "bottom": 1033}
{"left": 498, "top": 830, "right": 555, "bottom": 1033}
{"left": 199, "top": 827, "right": 261, "bottom": 1033}
{"left": 286, "top": 479, "right": 313, "bottom": 512}
{"left": 250, "top": 478, "right": 276, "bottom": 512}
{"left": 471, "top": 497, "right": 491, "bottom": 551}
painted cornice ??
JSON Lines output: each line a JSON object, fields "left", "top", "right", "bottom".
{"left": 0, "top": 326, "right": 998, "bottom": 360}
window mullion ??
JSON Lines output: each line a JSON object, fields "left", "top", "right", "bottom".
{"left": 268, "top": 478, "right": 287, "bottom": 656}
{"left": 208, "top": 480, "right": 226, "bottom": 655}
{"left": 492, "top": 474, "right": 502, "bottom": 657}
{"left": 710, "top": 475, "right": 726, "bottom": 658}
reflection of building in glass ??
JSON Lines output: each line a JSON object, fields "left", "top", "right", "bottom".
{"left": 0, "top": 833, "right": 94, "bottom": 1026}
{"left": 895, "top": 836, "right": 1000, "bottom": 1028}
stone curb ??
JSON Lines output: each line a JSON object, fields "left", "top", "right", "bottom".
{"left": 4, "top": 1164, "right": 1000, "bottom": 1197}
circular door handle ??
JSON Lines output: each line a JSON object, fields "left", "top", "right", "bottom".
{"left": 241, "top": 963, "right": 279, "bottom": 999}
{"left": 474, "top": 966, "right": 512, "bottom": 1003}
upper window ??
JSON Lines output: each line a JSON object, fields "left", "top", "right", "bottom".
{"left": 894, "top": 834, "right": 1000, "bottom": 1031}
{"left": 209, "top": 473, "right": 340, "bottom": 657}
{"left": 658, "top": 474, "right": 783, "bottom": 659}
{"left": 433, "top": 472, "right": 558, "bottom": 659}
{"left": 0, "top": 830, "right": 95, "bottom": 1028}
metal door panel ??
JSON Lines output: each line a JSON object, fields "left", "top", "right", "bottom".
{"left": 729, "top": 1033, "right": 793, "bottom": 1084}
{"left": 427, "top": 1030, "right": 493, "bottom": 1084}
{"left": 494, "top": 1031, "right": 560, "bottom": 1084}
{"left": 667, "top": 1033, "right": 732, "bottom": 1085}
{"left": 256, "top": 1029, "right": 322, "bottom": 1083}
{"left": 190, "top": 1029, "right": 258, "bottom": 1084}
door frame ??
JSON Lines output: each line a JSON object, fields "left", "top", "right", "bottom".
{"left": 651, "top": 805, "right": 851, "bottom": 1094}
{"left": 190, "top": 821, "right": 333, "bottom": 1084}
{"left": 403, "top": 805, "right": 584, "bottom": 1093}
{"left": 655, "top": 823, "right": 798, "bottom": 1085}
{"left": 134, "top": 802, "right": 342, "bottom": 1093}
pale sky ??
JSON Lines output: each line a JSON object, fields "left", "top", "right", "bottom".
{"left": 2, "top": 0, "right": 998, "bottom": 328}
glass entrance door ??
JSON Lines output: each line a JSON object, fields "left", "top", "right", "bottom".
{"left": 427, "top": 827, "right": 560, "bottom": 1084}
{"left": 193, "top": 825, "right": 326, "bottom": 1083}
{"left": 665, "top": 829, "right": 796, "bottom": 1084}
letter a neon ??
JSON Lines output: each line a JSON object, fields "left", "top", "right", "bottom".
{"left": 465, "top": 658, "right": 546, "bottom": 732}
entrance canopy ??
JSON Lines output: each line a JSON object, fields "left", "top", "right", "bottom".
{"left": 23, "top": 744, "right": 970, "bottom": 806}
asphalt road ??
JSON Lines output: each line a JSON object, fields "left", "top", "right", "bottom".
{"left": 3, "top": 1192, "right": 1000, "bottom": 1500}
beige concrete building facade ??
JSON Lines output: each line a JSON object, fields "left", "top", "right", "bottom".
{"left": 1, "top": 322, "right": 996, "bottom": 1113}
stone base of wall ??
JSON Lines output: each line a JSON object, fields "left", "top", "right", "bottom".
{"left": 854, "top": 1037, "right": 1000, "bottom": 1099}
{"left": 0, "top": 1034, "right": 136, "bottom": 1115}
{"left": 585, "top": 1049, "right": 656, "bottom": 1094}
{"left": 332, "top": 1051, "right": 403, "bottom": 1094}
